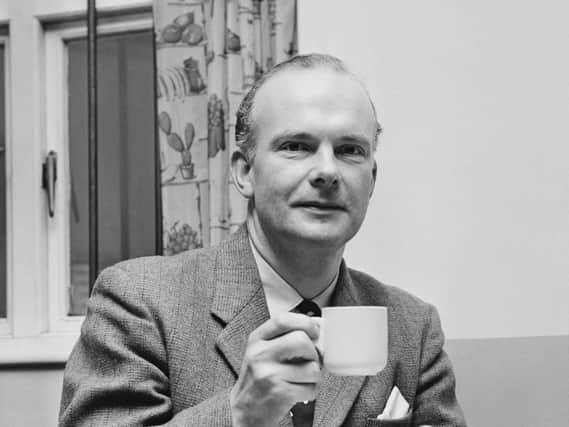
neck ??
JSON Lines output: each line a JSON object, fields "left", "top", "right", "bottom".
{"left": 247, "top": 216, "right": 343, "bottom": 299}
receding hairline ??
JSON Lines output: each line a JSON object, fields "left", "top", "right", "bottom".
{"left": 247, "top": 64, "right": 380, "bottom": 149}
{"left": 235, "top": 54, "right": 382, "bottom": 161}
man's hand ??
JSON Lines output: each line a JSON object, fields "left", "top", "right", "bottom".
{"left": 230, "top": 312, "right": 322, "bottom": 427}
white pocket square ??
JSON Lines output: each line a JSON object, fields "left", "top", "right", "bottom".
{"left": 377, "top": 386, "right": 410, "bottom": 420}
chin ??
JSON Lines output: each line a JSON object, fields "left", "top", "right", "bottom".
{"left": 284, "top": 224, "right": 355, "bottom": 248}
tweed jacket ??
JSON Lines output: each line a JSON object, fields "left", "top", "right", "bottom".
{"left": 59, "top": 227, "right": 466, "bottom": 426}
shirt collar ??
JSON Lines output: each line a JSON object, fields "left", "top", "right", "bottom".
{"left": 249, "top": 237, "right": 337, "bottom": 317}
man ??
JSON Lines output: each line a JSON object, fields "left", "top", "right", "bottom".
{"left": 60, "top": 54, "right": 466, "bottom": 426}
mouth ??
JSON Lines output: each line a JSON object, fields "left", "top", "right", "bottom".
{"left": 293, "top": 201, "right": 347, "bottom": 211}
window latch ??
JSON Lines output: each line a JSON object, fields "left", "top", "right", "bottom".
{"left": 42, "top": 150, "right": 57, "bottom": 218}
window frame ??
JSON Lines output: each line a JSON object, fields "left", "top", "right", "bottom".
{"left": 0, "top": 35, "right": 11, "bottom": 337}
{"left": 0, "top": 2, "right": 154, "bottom": 365}
{"left": 45, "top": 16, "right": 153, "bottom": 334}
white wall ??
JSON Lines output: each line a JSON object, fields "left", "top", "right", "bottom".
{"left": 299, "top": 0, "right": 569, "bottom": 339}
{"left": 0, "top": 368, "right": 63, "bottom": 427}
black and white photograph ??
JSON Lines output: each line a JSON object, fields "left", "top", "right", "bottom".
{"left": 0, "top": 1, "right": 567, "bottom": 426}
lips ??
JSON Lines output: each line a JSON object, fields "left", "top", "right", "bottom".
{"left": 293, "top": 201, "right": 346, "bottom": 211}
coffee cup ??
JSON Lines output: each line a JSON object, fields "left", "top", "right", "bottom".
{"left": 314, "top": 306, "right": 388, "bottom": 376}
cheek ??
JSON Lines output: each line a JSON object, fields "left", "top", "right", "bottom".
{"left": 251, "top": 177, "right": 289, "bottom": 218}
{"left": 348, "top": 173, "right": 375, "bottom": 214}
{"left": 253, "top": 165, "right": 298, "bottom": 200}
{"left": 348, "top": 168, "right": 375, "bottom": 193}
{"left": 253, "top": 176, "right": 279, "bottom": 201}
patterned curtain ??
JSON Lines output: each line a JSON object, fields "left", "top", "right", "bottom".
{"left": 153, "top": 0, "right": 297, "bottom": 255}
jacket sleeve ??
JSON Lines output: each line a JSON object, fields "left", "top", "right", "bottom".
{"left": 59, "top": 265, "right": 233, "bottom": 427}
{"left": 412, "top": 304, "right": 467, "bottom": 427}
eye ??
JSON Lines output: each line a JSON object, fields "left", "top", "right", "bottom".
{"left": 336, "top": 144, "right": 366, "bottom": 157}
{"left": 280, "top": 141, "right": 311, "bottom": 152}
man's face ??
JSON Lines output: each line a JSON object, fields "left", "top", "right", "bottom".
{"left": 242, "top": 67, "right": 377, "bottom": 250}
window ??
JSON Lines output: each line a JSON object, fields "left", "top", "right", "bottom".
{"left": 45, "top": 15, "right": 156, "bottom": 333}
{"left": 0, "top": 4, "right": 156, "bottom": 363}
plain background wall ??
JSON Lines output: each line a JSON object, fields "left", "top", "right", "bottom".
{"left": 0, "top": 367, "right": 63, "bottom": 427}
{"left": 298, "top": 0, "right": 569, "bottom": 340}
{"left": 298, "top": 1, "right": 569, "bottom": 426}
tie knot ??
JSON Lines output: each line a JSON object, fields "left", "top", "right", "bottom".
{"left": 293, "top": 299, "right": 321, "bottom": 317}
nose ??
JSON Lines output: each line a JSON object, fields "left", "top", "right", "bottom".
{"left": 309, "top": 145, "right": 340, "bottom": 190}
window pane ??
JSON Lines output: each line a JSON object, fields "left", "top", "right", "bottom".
{"left": 0, "top": 44, "right": 6, "bottom": 318}
{"left": 67, "top": 31, "right": 157, "bottom": 315}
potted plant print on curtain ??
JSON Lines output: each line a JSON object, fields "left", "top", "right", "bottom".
{"left": 153, "top": 0, "right": 298, "bottom": 254}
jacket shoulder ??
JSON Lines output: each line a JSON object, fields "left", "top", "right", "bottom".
{"left": 93, "top": 245, "right": 218, "bottom": 305}
{"left": 113, "top": 245, "right": 216, "bottom": 277}
{"left": 347, "top": 267, "right": 434, "bottom": 317}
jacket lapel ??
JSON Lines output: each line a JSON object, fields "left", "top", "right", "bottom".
{"left": 313, "top": 261, "right": 367, "bottom": 427}
{"left": 209, "top": 230, "right": 368, "bottom": 426}
{"left": 211, "top": 227, "right": 270, "bottom": 376}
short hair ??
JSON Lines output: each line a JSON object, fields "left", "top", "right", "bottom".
{"left": 234, "top": 53, "right": 382, "bottom": 161}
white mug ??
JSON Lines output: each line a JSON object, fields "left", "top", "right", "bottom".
{"left": 316, "top": 306, "right": 388, "bottom": 376}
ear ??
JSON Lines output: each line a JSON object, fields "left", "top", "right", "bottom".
{"left": 369, "top": 160, "right": 378, "bottom": 198}
{"left": 231, "top": 150, "right": 254, "bottom": 199}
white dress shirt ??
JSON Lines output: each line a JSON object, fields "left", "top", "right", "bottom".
{"left": 249, "top": 238, "right": 338, "bottom": 317}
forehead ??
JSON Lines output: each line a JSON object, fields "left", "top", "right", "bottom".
{"left": 251, "top": 67, "right": 376, "bottom": 140}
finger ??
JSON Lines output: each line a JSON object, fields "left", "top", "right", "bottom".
{"left": 270, "top": 330, "right": 320, "bottom": 363}
{"left": 310, "top": 318, "right": 324, "bottom": 364}
{"left": 283, "top": 381, "right": 319, "bottom": 404}
{"left": 250, "top": 312, "right": 320, "bottom": 342}
{"left": 279, "top": 361, "right": 322, "bottom": 384}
